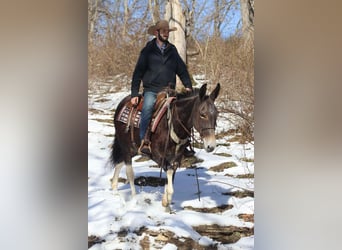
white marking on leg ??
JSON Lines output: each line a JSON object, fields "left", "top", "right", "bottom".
{"left": 162, "top": 184, "right": 168, "bottom": 207}
{"left": 126, "top": 163, "right": 136, "bottom": 196}
{"left": 167, "top": 169, "right": 174, "bottom": 205}
{"left": 111, "top": 162, "right": 124, "bottom": 190}
{"left": 162, "top": 169, "right": 174, "bottom": 207}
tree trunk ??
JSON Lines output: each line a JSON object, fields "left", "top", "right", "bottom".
{"left": 165, "top": 0, "right": 187, "bottom": 90}
{"left": 240, "top": 0, "right": 254, "bottom": 42}
{"left": 165, "top": 0, "right": 186, "bottom": 63}
{"left": 213, "top": 0, "right": 221, "bottom": 37}
{"left": 149, "top": 0, "right": 160, "bottom": 23}
{"left": 122, "top": 0, "right": 129, "bottom": 36}
{"left": 88, "top": 0, "right": 99, "bottom": 46}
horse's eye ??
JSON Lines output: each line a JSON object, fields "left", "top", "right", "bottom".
{"left": 200, "top": 114, "right": 207, "bottom": 119}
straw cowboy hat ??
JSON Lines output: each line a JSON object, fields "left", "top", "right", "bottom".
{"left": 147, "top": 20, "right": 177, "bottom": 35}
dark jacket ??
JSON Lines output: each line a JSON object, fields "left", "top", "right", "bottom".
{"left": 131, "top": 38, "right": 192, "bottom": 97}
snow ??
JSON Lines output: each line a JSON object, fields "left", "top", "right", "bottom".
{"left": 88, "top": 86, "right": 254, "bottom": 249}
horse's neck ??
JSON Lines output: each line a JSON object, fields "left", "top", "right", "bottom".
{"left": 173, "top": 96, "right": 197, "bottom": 129}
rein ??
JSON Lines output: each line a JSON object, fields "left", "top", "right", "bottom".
{"left": 160, "top": 93, "right": 173, "bottom": 176}
{"left": 173, "top": 106, "right": 201, "bottom": 145}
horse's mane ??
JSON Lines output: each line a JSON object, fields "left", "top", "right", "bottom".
{"left": 176, "top": 87, "right": 200, "bottom": 100}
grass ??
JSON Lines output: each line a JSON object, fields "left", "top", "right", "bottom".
{"left": 222, "top": 190, "right": 254, "bottom": 198}
{"left": 209, "top": 162, "right": 237, "bottom": 172}
{"left": 227, "top": 134, "right": 244, "bottom": 142}
{"left": 88, "top": 108, "right": 105, "bottom": 114}
{"left": 236, "top": 173, "right": 254, "bottom": 178}
{"left": 182, "top": 156, "right": 203, "bottom": 168}
{"left": 214, "top": 152, "right": 232, "bottom": 157}
{"left": 95, "top": 97, "right": 112, "bottom": 103}
{"left": 92, "top": 118, "right": 113, "bottom": 124}
{"left": 240, "top": 157, "right": 254, "bottom": 162}
{"left": 183, "top": 204, "right": 233, "bottom": 213}
{"left": 216, "top": 129, "right": 238, "bottom": 139}
{"left": 225, "top": 173, "right": 254, "bottom": 179}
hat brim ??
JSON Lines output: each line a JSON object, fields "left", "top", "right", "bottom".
{"left": 147, "top": 26, "right": 177, "bottom": 35}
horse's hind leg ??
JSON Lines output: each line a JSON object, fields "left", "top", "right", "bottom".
{"left": 111, "top": 161, "right": 136, "bottom": 196}
{"left": 111, "top": 161, "right": 124, "bottom": 191}
{"left": 126, "top": 162, "right": 136, "bottom": 196}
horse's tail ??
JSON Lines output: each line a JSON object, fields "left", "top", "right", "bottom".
{"left": 111, "top": 136, "right": 123, "bottom": 166}
{"left": 110, "top": 94, "right": 131, "bottom": 167}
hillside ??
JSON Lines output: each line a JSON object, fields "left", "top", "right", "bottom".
{"left": 88, "top": 81, "right": 254, "bottom": 249}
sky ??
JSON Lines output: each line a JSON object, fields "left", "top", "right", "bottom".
{"left": 88, "top": 81, "right": 254, "bottom": 249}
{"left": 96, "top": 0, "right": 241, "bottom": 39}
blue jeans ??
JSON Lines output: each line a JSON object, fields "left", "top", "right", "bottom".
{"left": 140, "top": 91, "right": 157, "bottom": 141}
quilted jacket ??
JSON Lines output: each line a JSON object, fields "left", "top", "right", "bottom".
{"left": 131, "top": 38, "right": 192, "bottom": 97}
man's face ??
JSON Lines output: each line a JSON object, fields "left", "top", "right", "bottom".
{"left": 156, "top": 28, "right": 170, "bottom": 42}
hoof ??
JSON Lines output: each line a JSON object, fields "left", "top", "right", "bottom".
{"left": 164, "top": 206, "right": 171, "bottom": 213}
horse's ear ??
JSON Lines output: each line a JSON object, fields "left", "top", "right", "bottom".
{"left": 199, "top": 84, "right": 207, "bottom": 100}
{"left": 209, "top": 83, "right": 220, "bottom": 101}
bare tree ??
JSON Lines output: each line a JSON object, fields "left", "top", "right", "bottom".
{"left": 149, "top": 0, "right": 161, "bottom": 23}
{"left": 122, "top": 0, "right": 129, "bottom": 36}
{"left": 240, "top": 0, "right": 254, "bottom": 42}
{"left": 213, "top": 0, "right": 236, "bottom": 38}
{"left": 165, "top": 0, "right": 187, "bottom": 62}
{"left": 88, "top": 0, "right": 254, "bottom": 140}
{"left": 165, "top": 0, "right": 188, "bottom": 90}
{"left": 88, "top": 0, "right": 97, "bottom": 46}
{"left": 89, "top": 0, "right": 109, "bottom": 45}
{"left": 213, "top": 0, "right": 221, "bottom": 37}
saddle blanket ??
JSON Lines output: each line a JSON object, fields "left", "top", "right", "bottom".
{"left": 116, "top": 96, "right": 176, "bottom": 131}
{"left": 117, "top": 106, "right": 141, "bottom": 128}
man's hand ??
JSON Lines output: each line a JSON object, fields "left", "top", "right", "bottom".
{"left": 185, "top": 88, "right": 192, "bottom": 93}
{"left": 131, "top": 96, "right": 139, "bottom": 106}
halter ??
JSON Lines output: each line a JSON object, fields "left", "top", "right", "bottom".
{"left": 199, "top": 127, "right": 216, "bottom": 137}
{"left": 171, "top": 97, "right": 217, "bottom": 146}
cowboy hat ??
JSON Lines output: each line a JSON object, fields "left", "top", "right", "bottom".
{"left": 147, "top": 20, "right": 177, "bottom": 35}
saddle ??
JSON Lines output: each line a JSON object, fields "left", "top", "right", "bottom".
{"left": 116, "top": 89, "right": 176, "bottom": 132}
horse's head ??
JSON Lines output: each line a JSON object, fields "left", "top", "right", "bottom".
{"left": 192, "top": 83, "right": 220, "bottom": 152}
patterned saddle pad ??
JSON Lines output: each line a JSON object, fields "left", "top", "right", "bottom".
{"left": 117, "top": 105, "right": 141, "bottom": 128}
{"left": 116, "top": 92, "right": 176, "bottom": 131}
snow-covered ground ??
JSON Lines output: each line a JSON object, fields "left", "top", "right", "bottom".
{"left": 88, "top": 84, "right": 254, "bottom": 249}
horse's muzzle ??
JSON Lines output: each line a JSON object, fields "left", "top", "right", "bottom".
{"left": 205, "top": 145, "right": 215, "bottom": 152}
{"left": 203, "top": 135, "right": 216, "bottom": 152}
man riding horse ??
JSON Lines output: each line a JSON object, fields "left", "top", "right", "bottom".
{"left": 130, "top": 20, "right": 194, "bottom": 157}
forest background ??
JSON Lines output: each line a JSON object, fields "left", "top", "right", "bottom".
{"left": 88, "top": 0, "right": 254, "bottom": 141}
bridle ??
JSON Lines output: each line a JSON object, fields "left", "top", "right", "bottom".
{"left": 172, "top": 102, "right": 215, "bottom": 145}
{"left": 200, "top": 127, "right": 216, "bottom": 134}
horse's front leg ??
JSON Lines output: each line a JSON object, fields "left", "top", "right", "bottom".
{"left": 162, "top": 162, "right": 179, "bottom": 211}
{"left": 162, "top": 169, "right": 174, "bottom": 209}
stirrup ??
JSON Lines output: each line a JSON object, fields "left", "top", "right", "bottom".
{"left": 183, "top": 147, "right": 195, "bottom": 157}
{"left": 138, "top": 140, "right": 151, "bottom": 157}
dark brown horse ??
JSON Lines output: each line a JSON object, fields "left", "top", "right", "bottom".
{"left": 110, "top": 83, "right": 220, "bottom": 209}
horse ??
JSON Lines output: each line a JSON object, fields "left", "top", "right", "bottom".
{"left": 110, "top": 83, "right": 220, "bottom": 210}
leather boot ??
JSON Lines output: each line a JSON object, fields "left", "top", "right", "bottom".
{"left": 138, "top": 139, "right": 151, "bottom": 157}
{"left": 183, "top": 140, "right": 195, "bottom": 157}
{"left": 183, "top": 147, "right": 195, "bottom": 157}
{"left": 140, "top": 125, "right": 152, "bottom": 156}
